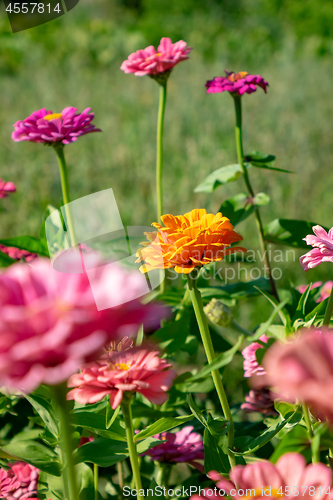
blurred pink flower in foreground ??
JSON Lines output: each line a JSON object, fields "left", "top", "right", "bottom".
{"left": 0, "top": 179, "right": 16, "bottom": 198}
{"left": 0, "top": 462, "right": 39, "bottom": 499}
{"left": 0, "top": 244, "right": 37, "bottom": 263}
{"left": 242, "top": 334, "right": 268, "bottom": 378}
{"left": 241, "top": 388, "right": 277, "bottom": 417}
{"left": 191, "top": 453, "right": 331, "bottom": 500}
{"left": 67, "top": 345, "right": 176, "bottom": 409}
{"left": 300, "top": 225, "right": 333, "bottom": 271}
{"left": 142, "top": 426, "right": 204, "bottom": 471}
{"left": 120, "top": 37, "right": 191, "bottom": 76}
{"left": 12, "top": 107, "right": 101, "bottom": 145}
{"left": 260, "top": 329, "right": 333, "bottom": 423}
{"left": 297, "top": 281, "right": 333, "bottom": 303}
{"left": 0, "top": 258, "right": 165, "bottom": 393}
{"left": 206, "top": 71, "right": 268, "bottom": 96}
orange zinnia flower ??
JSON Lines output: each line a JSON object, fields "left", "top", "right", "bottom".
{"left": 136, "top": 209, "right": 246, "bottom": 274}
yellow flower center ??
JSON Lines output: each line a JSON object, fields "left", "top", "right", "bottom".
{"left": 114, "top": 363, "right": 131, "bottom": 371}
{"left": 228, "top": 71, "right": 248, "bottom": 82}
{"left": 243, "top": 488, "right": 283, "bottom": 500}
{"left": 44, "top": 113, "right": 62, "bottom": 121}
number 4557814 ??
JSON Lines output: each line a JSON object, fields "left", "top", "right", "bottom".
{"left": 6, "top": 3, "right": 61, "bottom": 13}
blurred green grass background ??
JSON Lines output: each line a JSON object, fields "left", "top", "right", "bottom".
{"left": 1, "top": 0, "right": 333, "bottom": 293}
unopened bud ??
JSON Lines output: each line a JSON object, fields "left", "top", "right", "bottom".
{"left": 204, "top": 298, "right": 232, "bottom": 327}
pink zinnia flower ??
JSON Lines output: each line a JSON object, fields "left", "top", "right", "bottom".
{"left": 0, "top": 469, "right": 20, "bottom": 499}
{"left": 67, "top": 345, "right": 177, "bottom": 409}
{"left": 0, "top": 258, "right": 165, "bottom": 393}
{"left": 242, "top": 334, "right": 268, "bottom": 378}
{"left": 241, "top": 388, "right": 277, "bottom": 417}
{"left": 0, "top": 179, "right": 16, "bottom": 199}
{"left": 120, "top": 37, "right": 191, "bottom": 77}
{"left": 297, "top": 281, "right": 322, "bottom": 295}
{"left": 192, "top": 453, "right": 332, "bottom": 500}
{"left": 142, "top": 426, "right": 204, "bottom": 471}
{"left": 300, "top": 225, "right": 333, "bottom": 271}
{"left": 9, "top": 462, "right": 39, "bottom": 499}
{"left": 12, "top": 107, "right": 101, "bottom": 145}
{"left": 206, "top": 71, "right": 268, "bottom": 96}
{"left": 260, "top": 329, "right": 333, "bottom": 424}
{"left": 0, "top": 244, "right": 37, "bottom": 263}
{"left": 318, "top": 281, "right": 333, "bottom": 302}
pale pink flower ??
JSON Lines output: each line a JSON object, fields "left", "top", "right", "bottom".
{"left": 12, "top": 107, "right": 101, "bottom": 145}
{"left": 206, "top": 71, "right": 268, "bottom": 96}
{"left": 120, "top": 37, "right": 191, "bottom": 76}
{"left": 241, "top": 388, "right": 277, "bottom": 417}
{"left": 0, "top": 244, "right": 37, "bottom": 262}
{"left": 67, "top": 345, "right": 177, "bottom": 409}
{"left": 142, "top": 426, "right": 204, "bottom": 471}
{"left": 300, "top": 225, "right": 333, "bottom": 271}
{"left": 297, "top": 282, "right": 322, "bottom": 295}
{"left": 0, "top": 179, "right": 16, "bottom": 198}
{"left": 242, "top": 334, "right": 268, "bottom": 378}
{"left": 260, "top": 329, "right": 333, "bottom": 423}
{"left": 318, "top": 281, "right": 333, "bottom": 302}
{"left": 0, "top": 258, "right": 166, "bottom": 393}
{"left": 192, "top": 453, "right": 332, "bottom": 500}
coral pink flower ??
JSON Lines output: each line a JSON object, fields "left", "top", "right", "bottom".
{"left": 0, "top": 258, "right": 166, "bottom": 393}
{"left": 0, "top": 244, "right": 37, "bottom": 263}
{"left": 241, "top": 388, "right": 277, "bottom": 417}
{"left": 0, "top": 179, "right": 16, "bottom": 198}
{"left": 67, "top": 345, "right": 176, "bottom": 409}
{"left": 206, "top": 71, "right": 268, "bottom": 96}
{"left": 300, "top": 225, "right": 333, "bottom": 271}
{"left": 242, "top": 334, "right": 268, "bottom": 378}
{"left": 192, "top": 453, "right": 332, "bottom": 500}
{"left": 0, "top": 469, "right": 20, "bottom": 499}
{"left": 142, "top": 426, "right": 204, "bottom": 471}
{"left": 12, "top": 107, "right": 101, "bottom": 145}
{"left": 260, "top": 329, "right": 333, "bottom": 423}
{"left": 9, "top": 462, "right": 39, "bottom": 499}
{"left": 120, "top": 37, "right": 191, "bottom": 77}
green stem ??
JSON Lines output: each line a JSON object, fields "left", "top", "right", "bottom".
{"left": 323, "top": 286, "right": 333, "bottom": 326}
{"left": 94, "top": 463, "right": 99, "bottom": 500}
{"left": 302, "top": 403, "right": 318, "bottom": 464}
{"left": 54, "top": 146, "right": 77, "bottom": 247}
{"left": 117, "top": 461, "right": 124, "bottom": 500}
{"left": 233, "top": 95, "right": 279, "bottom": 302}
{"left": 52, "top": 383, "right": 78, "bottom": 500}
{"left": 186, "top": 272, "right": 236, "bottom": 468}
{"left": 121, "top": 398, "right": 144, "bottom": 500}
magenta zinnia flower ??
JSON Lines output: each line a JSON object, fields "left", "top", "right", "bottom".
{"left": 0, "top": 244, "right": 37, "bottom": 262}
{"left": 12, "top": 107, "right": 101, "bottom": 145}
{"left": 120, "top": 37, "right": 191, "bottom": 77}
{"left": 191, "top": 453, "right": 332, "bottom": 500}
{"left": 142, "top": 426, "right": 204, "bottom": 471}
{"left": 67, "top": 345, "right": 176, "bottom": 409}
{"left": 0, "top": 179, "right": 16, "bottom": 199}
{"left": 241, "top": 388, "right": 277, "bottom": 417}
{"left": 0, "top": 258, "right": 165, "bottom": 393}
{"left": 300, "top": 225, "right": 333, "bottom": 270}
{"left": 206, "top": 71, "right": 268, "bottom": 96}
{"left": 242, "top": 334, "right": 268, "bottom": 378}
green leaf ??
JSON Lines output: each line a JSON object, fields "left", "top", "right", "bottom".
{"left": 220, "top": 278, "right": 271, "bottom": 299}
{"left": 106, "top": 404, "right": 120, "bottom": 430}
{"left": 134, "top": 415, "right": 194, "bottom": 442}
{"left": 0, "top": 236, "right": 49, "bottom": 256}
{"left": 204, "top": 424, "right": 230, "bottom": 474}
{"left": 187, "top": 394, "right": 208, "bottom": 428}
{"left": 38, "top": 471, "right": 63, "bottom": 500}
{"left": 270, "top": 426, "right": 310, "bottom": 463}
{"left": 150, "top": 314, "right": 190, "bottom": 355}
{"left": 175, "top": 374, "right": 215, "bottom": 393}
{"left": 77, "top": 462, "right": 95, "bottom": 500}
{"left": 24, "top": 393, "right": 59, "bottom": 438}
{"left": 194, "top": 164, "right": 245, "bottom": 193}
{"left": 219, "top": 192, "right": 270, "bottom": 227}
{"left": 136, "top": 437, "right": 163, "bottom": 454}
{"left": 73, "top": 412, "right": 126, "bottom": 441}
{"left": 244, "top": 151, "right": 292, "bottom": 173}
{"left": 1, "top": 440, "right": 61, "bottom": 476}
{"left": 0, "top": 249, "right": 16, "bottom": 267}
{"left": 250, "top": 298, "right": 289, "bottom": 340}
{"left": 74, "top": 438, "right": 128, "bottom": 467}
{"left": 264, "top": 219, "right": 328, "bottom": 249}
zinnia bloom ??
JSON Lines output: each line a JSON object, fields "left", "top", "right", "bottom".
{"left": 297, "top": 281, "right": 333, "bottom": 303}
{"left": 67, "top": 345, "right": 176, "bottom": 409}
{"left": 0, "top": 258, "right": 165, "bottom": 393}
{"left": 241, "top": 388, "right": 277, "bottom": 417}
{"left": 142, "top": 426, "right": 204, "bottom": 471}
{"left": 0, "top": 179, "right": 16, "bottom": 198}
{"left": 260, "top": 329, "right": 333, "bottom": 423}
{"left": 300, "top": 225, "right": 333, "bottom": 271}
{"left": 0, "top": 244, "right": 37, "bottom": 262}
{"left": 242, "top": 334, "right": 268, "bottom": 378}
{"left": 0, "top": 462, "right": 39, "bottom": 500}
{"left": 12, "top": 107, "right": 101, "bottom": 145}
{"left": 191, "top": 453, "right": 332, "bottom": 500}
{"left": 136, "top": 209, "right": 245, "bottom": 275}
{"left": 120, "top": 37, "right": 191, "bottom": 77}
{"left": 206, "top": 71, "right": 268, "bottom": 96}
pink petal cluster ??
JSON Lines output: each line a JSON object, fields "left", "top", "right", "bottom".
{"left": 242, "top": 334, "right": 268, "bottom": 378}
{"left": 120, "top": 37, "right": 191, "bottom": 76}
{"left": 12, "top": 107, "right": 101, "bottom": 145}
{"left": 260, "top": 329, "right": 333, "bottom": 423}
{"left": 67, "top": 345, "right": 177, "bottom": 409}
{"left": 142, "top": 426, "right": 204, "bottom": 470}
{"left": 297, "top": 281, "right": 333, "bottom": 303}
{"left": 191, "top": 453, "right": 332, "bottom": 500}
{"left": 0, "top": 179, "right": 16, "bottom": 199}
{"left": 241, "top": 388, "right": 277, "bottom": 416}
{"left": 206, "top": 71, "right": 268, "bottom": 96}
{"left": 0, "top": 462, "right": 39, "bottom": 499}
{"left": 300, "top": 225, "right": 333, "bottom": 271}
{"left": 0, "top": 258, "right": 165, "bottom": 393}
{"left": 0, "top": 244, "right": 37, "bottom": 262}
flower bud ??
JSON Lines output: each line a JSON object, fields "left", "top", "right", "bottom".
{"left": 204, "top": 298, "right": 232, "bottom": 327}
